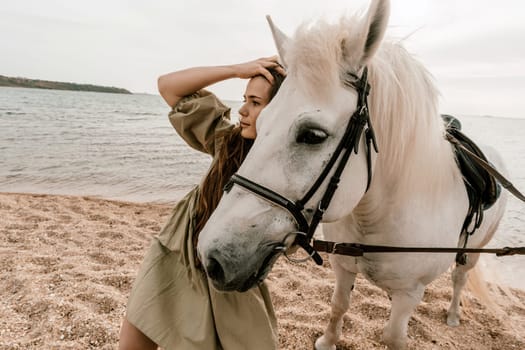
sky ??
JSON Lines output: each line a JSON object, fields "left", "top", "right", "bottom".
{"left": 1, "top": 0, "right": 525, "bottom": 118}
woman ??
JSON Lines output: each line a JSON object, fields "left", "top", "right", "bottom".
{"left": 119, "top": 56, "right": 286, "bottom": 350}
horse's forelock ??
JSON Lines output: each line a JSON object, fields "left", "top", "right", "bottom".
{"left": 286, "top": 15, "right": 364, "bottom": 101}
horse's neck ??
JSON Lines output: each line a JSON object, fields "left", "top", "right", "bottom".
{"left": 381, "top": 136, "right": 456, "bottom": 192}
{"left": 365, "top": 42, "right": 458, "bottom": 197}
{"left": 343, "top": 43, "right": 467, "bottom": 239}
{"left": 353, "top": 127, "right": 464, "bottom": 231}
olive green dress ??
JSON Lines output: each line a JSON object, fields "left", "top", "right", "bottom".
{"left": 126, "top": 90, "right": 278, "bottom": 349}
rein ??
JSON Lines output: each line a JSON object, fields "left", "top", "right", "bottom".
{"left": 224, "top": 67, "right": 525, "bottom": 264}
{"left": 312, "top": 241, "right": 525, "bottom": 257}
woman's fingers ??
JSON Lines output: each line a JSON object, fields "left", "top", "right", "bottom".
{"left": 258, "top": 57, "right": 286, "bottom": 79}
{"left": 235, "top": 56, "right": 285, "bottom": 81}
{"left": 274, "top": 64, "right": 286, "bottom": 76}
{"left": 259, "top": 67, "right": 275, "bottom": 83}
{"left": 260, "top": 55, "right": 279, "bottom": 64}
{"left": 267, "top": 57, "right": 286, "bottom": 76}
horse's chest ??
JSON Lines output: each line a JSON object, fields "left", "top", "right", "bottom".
{"left": 356, "top": 253, "right": 451, "bottom": 291}
{"left": 357, "top": 256, "right": 402, "bottom": 287}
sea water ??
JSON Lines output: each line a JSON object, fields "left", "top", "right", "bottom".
{"left": 1, "top": 87, "right": 524, "bottom": 289}
{"left": 0, "top": 87, "right": 216, "bottom": 202}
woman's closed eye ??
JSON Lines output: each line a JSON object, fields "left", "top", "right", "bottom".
{"left": 242, "top": 97, "right": 260, "bottom": 106}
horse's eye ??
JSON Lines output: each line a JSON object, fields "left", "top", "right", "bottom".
{"left": 296, "top": 128, "right": 328, "bottom": 145}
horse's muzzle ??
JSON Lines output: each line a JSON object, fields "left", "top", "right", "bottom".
{"left": 203, "top": 242, "right": 284, "bottom": 292}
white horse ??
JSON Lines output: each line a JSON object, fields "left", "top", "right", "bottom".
{"left": 197, "top": 0, "right": 508, "bottom": 348}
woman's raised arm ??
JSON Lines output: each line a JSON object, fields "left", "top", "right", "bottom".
{"left": 157, "top": 56, "right": 283, "bottom": 108}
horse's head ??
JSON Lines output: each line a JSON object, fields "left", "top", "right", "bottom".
{"left": 198, "top": 0, "right": 390, "bottom": 292}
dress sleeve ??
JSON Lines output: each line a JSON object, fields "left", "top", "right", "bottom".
{"left": 168, "top": 89, "right": 234, "bottom": 155}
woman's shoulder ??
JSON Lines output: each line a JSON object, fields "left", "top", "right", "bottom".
{"left": 168, "top": 89, "right": 235, "bottom": 155}
{"left": 171, "top": 89, "right": 229, "bottom": 115}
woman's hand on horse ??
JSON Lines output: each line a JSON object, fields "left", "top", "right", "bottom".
{"left": 233, "top": 56, "right": 286, "bottom": 83}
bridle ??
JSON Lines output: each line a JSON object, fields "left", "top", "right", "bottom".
{"left": 223, "top": 67, "right": 378, "bottom": 265}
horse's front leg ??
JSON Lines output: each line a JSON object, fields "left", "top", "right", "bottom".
{"left": 382, "top": 285, "right": 425, "bottom": 350}
{"left": 315, "top": 255, "right": 357, "bottom": 350}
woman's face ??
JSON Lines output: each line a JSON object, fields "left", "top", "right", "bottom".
{"left": 238, "top": 76, "right": 272, "bottom": 139}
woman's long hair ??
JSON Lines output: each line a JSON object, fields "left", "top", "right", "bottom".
{"left": 193, "top": 68, "right": 285, "bottom": 258}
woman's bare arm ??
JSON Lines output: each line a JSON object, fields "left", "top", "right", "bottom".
{"left": 157, "top": 56, "right": 284, "bottom": 108}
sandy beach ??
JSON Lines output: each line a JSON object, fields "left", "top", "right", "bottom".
{"left": 1, "top": 192, "right": 524, "bottom": 349}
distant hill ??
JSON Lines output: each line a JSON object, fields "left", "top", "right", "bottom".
{"left": 0, "top": 75, "right": 132, "bottom": 94}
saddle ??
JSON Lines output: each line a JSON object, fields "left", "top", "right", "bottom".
{"left": 442, "top": 114, "right": 502, "bottom": 240}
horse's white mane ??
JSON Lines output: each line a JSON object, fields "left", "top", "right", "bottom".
{"left": 287, "top": 15, "right": 365, "bottom": 100}
{"left": 287, "top": 15, "right": 456, "bottom": 199}
{"left": 367, "top": 42, "right": 448, "bottom": 189}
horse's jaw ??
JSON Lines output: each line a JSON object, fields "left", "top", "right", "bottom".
{"left": 197, "top": 191, "right": 296, "bottom": 292}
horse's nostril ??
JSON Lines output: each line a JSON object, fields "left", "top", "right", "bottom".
{"left": 206, "top": 256, "right": 225, "bottom": 283}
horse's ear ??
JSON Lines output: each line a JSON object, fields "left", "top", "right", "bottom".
{"left": 360, "top": 0, "right": 390, "bottom": 65}
{"left": 266, "top": 15, "right": 290, "bottom": 68}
